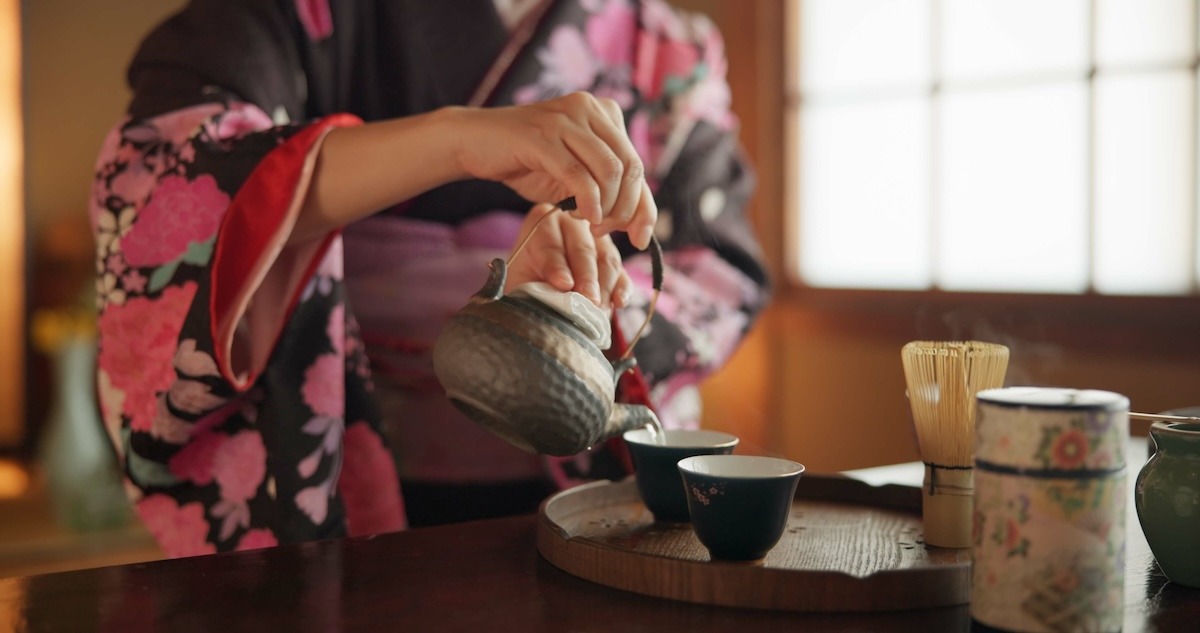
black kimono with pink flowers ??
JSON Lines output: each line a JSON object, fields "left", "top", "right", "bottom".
{"left": 91, "top": 0, "right": 769, "bottom": 557}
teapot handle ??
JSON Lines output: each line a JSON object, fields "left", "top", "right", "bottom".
{"left": 508, "top": 197, "right": 664, "bottom": 360}
{"left": 620, "top": 234, "right": 662, "bottom": 360}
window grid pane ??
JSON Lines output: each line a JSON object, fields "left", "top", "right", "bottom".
{"left": 940, "top": 0, "right": 1089, "bottom": 82}
{"left": 798, "top": 99, "right": 932, "bottom": 289}
{"left": 791, "top": 0, "right": 1200, "bottom": 296}
{"left": 1094, "top": 71, "right": 1195, "bottom": 295}
{"left": 798, "top": 0, "right": 932, "bottom": 96}
{"left": 1096, "top": 0, "right": 1194, "bottom": 68}
{"left": 937, "top": 83, "right": 1090, "bottom": 293}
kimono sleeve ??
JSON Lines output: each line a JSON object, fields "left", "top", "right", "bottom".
{"left": 91, "top": 101, "right": 360, "bottom": 480}
{"left": 610, "top": 0, "right": 771, "bottom": 428}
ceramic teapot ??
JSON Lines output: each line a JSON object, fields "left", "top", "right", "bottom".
{"left": 432, "top": 204, "right": 663, "bottom": 456}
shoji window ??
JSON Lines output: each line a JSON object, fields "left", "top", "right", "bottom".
{"left": 790, "top": 0, "right": 1198, "bottom": 296}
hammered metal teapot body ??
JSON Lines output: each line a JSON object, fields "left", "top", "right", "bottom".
{"left": 432, "top": 204, "right": 663, "bottom": 456}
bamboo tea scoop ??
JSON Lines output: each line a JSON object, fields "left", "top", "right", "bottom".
{"left": 1129, "top": 412, "right": 1200, "bottom": 423}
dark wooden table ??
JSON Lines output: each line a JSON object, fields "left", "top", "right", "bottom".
{"left": 2, "top": 442, "right": 1198, "bottom": 632}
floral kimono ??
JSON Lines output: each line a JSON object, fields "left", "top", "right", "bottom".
{"left": 91, "top": 0, "right": 769, "bottom": 557}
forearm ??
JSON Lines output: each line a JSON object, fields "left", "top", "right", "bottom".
{"left": 291, "top": 93, "right": 657, "bottom": 247}
{"left": 291, "top": 108, "right": 467, "bottom": 244}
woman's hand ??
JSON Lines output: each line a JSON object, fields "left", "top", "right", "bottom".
{"left": 294, "top": 92, "right": 656, "bottom": 249}
{"left": 505, "top": 203, "right": 633, "bottom": 310}
{"left": 448, "top": 92, "right": 658, "bottom": 250}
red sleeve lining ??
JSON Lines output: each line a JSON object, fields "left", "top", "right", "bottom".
{"left": 602, "top": 314, "right": 653, "bottom": 474}
{"left": 210, "top": 113, "right": 363, "bottom": 390}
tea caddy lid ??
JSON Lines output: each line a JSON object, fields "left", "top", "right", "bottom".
{"left": 977, "top": 387, "right": 1129, "bottom": 411}
{"left": 975, "top": 387, "right": 1129, "bottom": 471}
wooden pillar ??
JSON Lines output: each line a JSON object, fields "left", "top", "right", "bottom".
{"left": 0, "top": 0, "right": 25, "bottom": 449}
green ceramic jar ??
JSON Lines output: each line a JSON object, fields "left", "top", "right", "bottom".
{"left": 1135, "top": 421, "right": 1200, "bottom": 588}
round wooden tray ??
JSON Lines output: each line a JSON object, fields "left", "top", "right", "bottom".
{"left": 536, "top": 474, "right": 970, "bottom": 612}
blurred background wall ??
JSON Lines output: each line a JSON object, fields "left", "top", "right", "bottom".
{"left": 19, "top": 0, "right": 187, "bottom": 453}
{"left": 25, "top": 0, "right": 187, "bottom": 234}
{"left": 0, "top": 0, "right": 191, "bottom": 578}
{"left": 14, "top": 0, "right": 1200, "bottom": 474}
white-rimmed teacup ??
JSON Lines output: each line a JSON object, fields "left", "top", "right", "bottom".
{"left": 623, "top": 429, "right": 739, "bottom": 522}
{"left": 677, "top": 455, "right": 805, "bottom": 561}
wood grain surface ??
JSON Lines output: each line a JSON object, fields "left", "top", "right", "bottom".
{"left": 3, "top": 471, "right": 1197, "bottom": 631}
{"left": 537, "top": 475, "right": 970, "bottom": 612}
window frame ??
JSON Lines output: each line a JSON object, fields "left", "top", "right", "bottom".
{"left": 739, "top": 0, "right": 1200, "bottom": 357}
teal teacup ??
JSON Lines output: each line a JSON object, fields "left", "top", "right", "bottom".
{"left": 678, "top": 455, "right": 805, "bottom": 561}
{"left": 623, "top": 429, "right": 738, "bottom": 523}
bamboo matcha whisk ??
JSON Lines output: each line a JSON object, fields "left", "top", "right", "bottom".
{"left": 901, "top": 341, "right": 1009, "bottom": 548}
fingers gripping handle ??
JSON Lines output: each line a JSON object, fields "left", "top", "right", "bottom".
{"left": 553, "top": 197, "right": 662, "bottom": 361}
{"left": 507, "top": 196, "right": 662, "bottom": 362}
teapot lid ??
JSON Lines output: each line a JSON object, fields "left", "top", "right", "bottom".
{"left": 509, "top": 282, "right": 612, "bottom": 350}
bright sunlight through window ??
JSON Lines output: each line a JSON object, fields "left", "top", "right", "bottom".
{"left": 790, "top": 0, "right": 1199, "bottom": 295}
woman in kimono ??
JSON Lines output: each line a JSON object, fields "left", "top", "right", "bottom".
{"left": 91, "top": 0, "right": 769, "bottom": 556}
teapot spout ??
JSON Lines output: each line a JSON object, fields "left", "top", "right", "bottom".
{"left": 472, "top": 258, "right": 508, "bottom": 303}
{"left": 604, "top": 403, "right": 661, "bottom": 440}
